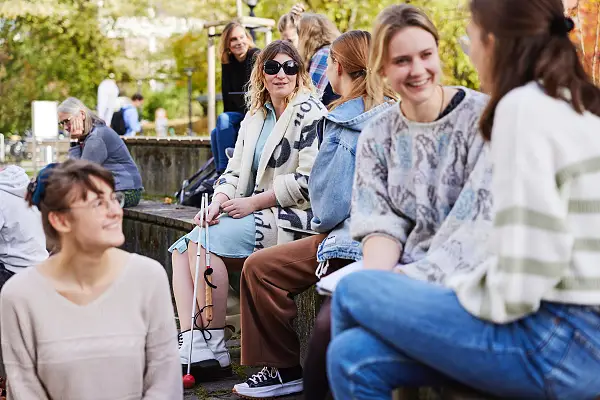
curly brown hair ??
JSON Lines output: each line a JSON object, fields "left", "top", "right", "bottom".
{"left": 245, "top": 40, "right": 315, "bottom": 116}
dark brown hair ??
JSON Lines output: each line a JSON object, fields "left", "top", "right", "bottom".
{"left": 328, "top": 30, "right": 397, "bottom": 111}
{"left": 25, "top": 159, "right": 115, "bottom": 250}
{"left": 470, "top": 0, "right": 600, "bottom": 140}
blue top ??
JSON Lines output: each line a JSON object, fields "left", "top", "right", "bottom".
{"left": 68, "top": 123, "right": 143, "bottom": 192}
{"left": 122, "top": 104, "right": 142, "bottom": 137}
{"left": 245, "top": 103, "right": 276, "bottom": 196}
{"left": 309, "top": 97, "right": 396, "bottom": 262}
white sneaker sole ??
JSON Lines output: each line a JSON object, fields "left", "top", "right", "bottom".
{"left": 233, "top": 379, "right": 303, "bottom": 398}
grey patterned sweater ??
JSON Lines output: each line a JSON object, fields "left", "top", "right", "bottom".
{"left": 351, "top": 88, "right": 488, "bottom": 266}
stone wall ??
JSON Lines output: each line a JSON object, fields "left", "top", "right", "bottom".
{"left": 123, "top": 137, "right": 212, "bottom": 197}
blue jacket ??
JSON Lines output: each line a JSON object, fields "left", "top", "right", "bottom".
{"left": 122, "top": 104, "right": 141, "bottom": 136}
{"left": 68, "top": 123, "right": 143, "bottom": 192}
{"left": 309, "top": 97, "right": 395, "bottom": 263}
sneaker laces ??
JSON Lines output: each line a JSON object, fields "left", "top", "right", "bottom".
{"left": 177, "top": 327, "right": 212, "bottom": 350}
{"left": 247, "top": 367, "right": 282, "bottom": 385}
{"left": 315, "top": 260, "right": 329, "bottom": 279}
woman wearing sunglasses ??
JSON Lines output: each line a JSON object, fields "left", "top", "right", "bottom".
{"left": 0, "top": 159, "right": 182, "bottom": 399}
{"left": 169, "top": 40, "right": 326, "bottom": 382}
{"left": 58, "top": 97, "right": 143, "bottom": 208}
{"left": 231, "top": 30, "right": 398, "bottom": 399}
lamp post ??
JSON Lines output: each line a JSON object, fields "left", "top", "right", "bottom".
{"left": 244, "top": 0, "right": 258, "bottom": 40}
{"left": 184, "top": 67, "right": 196, "bottom": 136}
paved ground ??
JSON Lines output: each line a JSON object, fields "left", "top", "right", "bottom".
{"left": 183, "top": 340, "right": 303, "bottom": 400}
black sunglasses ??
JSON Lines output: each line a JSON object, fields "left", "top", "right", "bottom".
{"left": 263, "top": 60, "right": 299, "bottom": 76}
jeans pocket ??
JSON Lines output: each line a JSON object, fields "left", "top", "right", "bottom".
{"left": 544, "top": 330, "right": 600, "bottom": 400}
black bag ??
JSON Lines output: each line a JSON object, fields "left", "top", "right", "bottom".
{"left": 175, "top": 157, "right": 218, "bottom": 208}
{"left": 110, "top": 108, "right": 127, "bottom": 136}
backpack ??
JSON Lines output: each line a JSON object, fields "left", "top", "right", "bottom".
{"left": 110, "top": 108, "right": 127, "bottom": 136}
{"left": 175, "top": 157, "right": 218, "bottom": 208}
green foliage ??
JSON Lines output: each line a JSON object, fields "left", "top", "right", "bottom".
{"left": 141, "top": 86, "right": 203, "bottom": 121}
{"left": 0, "top": 0, "right": 117, "bottom": 134}
{"left": 169, "top": 31, "right": 215, "bottom": 95}
{"left": 1, "top": 0, "right": 480, "bottom": 134}
{"left": 254, "top": 0, "right": 479, "bottom": 88}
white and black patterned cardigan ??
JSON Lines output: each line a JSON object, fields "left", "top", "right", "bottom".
{"left": 213, "top": 90, "right": 328, "bottom": 252}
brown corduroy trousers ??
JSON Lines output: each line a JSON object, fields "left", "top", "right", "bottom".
{"left": 240, "top": 234, "right": 327, "bottom": 368}
{"left": 240, "top": 234, "right": 352, "bottom": 400}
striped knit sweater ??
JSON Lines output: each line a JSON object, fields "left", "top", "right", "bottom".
{"left": 448, "top": 82, "right": 600, "bottom": 323}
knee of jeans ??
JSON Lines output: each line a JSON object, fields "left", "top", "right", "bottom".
{"left": 327, "top": 329, "right": 359, "bottom": 377}
{"left": 216, "top": 113, "right": 231, "bottom": 130}
{"left": 332, "top": 272, "right": 363, "bottom": 314}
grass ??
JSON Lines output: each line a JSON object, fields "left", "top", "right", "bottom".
{"left": 231, "top": 361, "right": 248, "bottom": 380}
{"left": 193, "top": 386, "right": 209, "bottom": 399}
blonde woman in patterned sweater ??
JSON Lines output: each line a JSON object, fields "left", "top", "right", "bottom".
{"left": 327, "top": 0, "right": 600, "bottom": 399}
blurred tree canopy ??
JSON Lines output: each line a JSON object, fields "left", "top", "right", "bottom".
{"left": 0, "top": 0, "right": 118, "bottom": 134}
{"left": 1, "top": 0, "right": 477, "bottom": 134}
{"left": 253, "top": 0, "right": 478, "bottom": 87}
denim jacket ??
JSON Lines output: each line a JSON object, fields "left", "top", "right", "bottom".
{"left": 309, "top": 97, "right": 396, "bottom": 268}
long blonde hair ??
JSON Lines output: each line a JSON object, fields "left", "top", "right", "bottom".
{"left": 328, "top": 30, "right": 398, "bottom": 111}
{"left": 219, "top": 21, "right": 256, "bottom": 65}
{"left": 245, "top": 40, "right": 314, "bottom": 116}
{"left": 297, "top": 13, "right": 340, "bottom": 67}
{"left": 368, "top": 4, "right": 439, "bottom": 104}
{"left": 57, "top": 97, "right": 104, "bottom": 137}
{"left": 277, "top": 6, "right": 303, "bottom": 34}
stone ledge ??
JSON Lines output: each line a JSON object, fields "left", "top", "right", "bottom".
{"left": 123, "top": 200, "right": 198, "bottom": 231}
{"left": 123, "top": 136, "right": 211, "bottom": 147}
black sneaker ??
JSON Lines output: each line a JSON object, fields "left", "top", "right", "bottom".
{"left": 232, "top": 366, "right": 303, "bottom": 398}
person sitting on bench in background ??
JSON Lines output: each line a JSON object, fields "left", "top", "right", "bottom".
{"left": 211, "top": 22, "right": 260, "bottom": 175}
{"left": 0, "top": 164, "right": 48, "bottom": 285}
{"left": 58, "top": 96, "right": 144, "bottom": 208}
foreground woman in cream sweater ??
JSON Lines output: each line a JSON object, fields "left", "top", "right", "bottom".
{"left": 0, "top": 159, "right": 182, "bottom": 399}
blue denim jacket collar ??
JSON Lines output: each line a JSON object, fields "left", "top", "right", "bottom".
{"left": 309, "top": 98, "right": 397, "bottom": 266}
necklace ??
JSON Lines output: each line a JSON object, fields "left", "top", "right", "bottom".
{"left": 437, "top": 85, "right": 446, "bottom": 118}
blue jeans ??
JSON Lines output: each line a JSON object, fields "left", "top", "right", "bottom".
{"left": 210, "top": 111, "right": 244, "bottom": 172}
{"left": 327, "top": 271, "right": 600, "bottom": 400}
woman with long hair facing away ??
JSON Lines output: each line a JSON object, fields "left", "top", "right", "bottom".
{"left": 231, "top": 30, "right": 397, "bottom": 399}
{"left": 211, "top": 22, "right": 260, "bottom": 175}
{"left": 169, "top": 40, "right": 326, "bottom": 382}
{"left": 0, "top": 160, "right": 182, "bottom": 399}
{"left": 58, "top": 97, "right": 144, "bottom": 208}
{"left": 327, "top": 0, "right": 600, "bottom": 398}
{"left": 297, "top": 13, "right": 340, "bottom": 106}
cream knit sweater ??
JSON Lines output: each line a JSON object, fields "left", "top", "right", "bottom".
{"left": 0, "top": 253, "right": 182, "bottom": 399}
{"left": 449, "top": 82, "right": 600, "bottom": 323}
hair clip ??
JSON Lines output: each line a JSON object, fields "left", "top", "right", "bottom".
{"left": 30, "top": 163, "right": 59, "bottom": 208}
{"left": 550, "top": 16, "right": 575, "bottom": 36}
